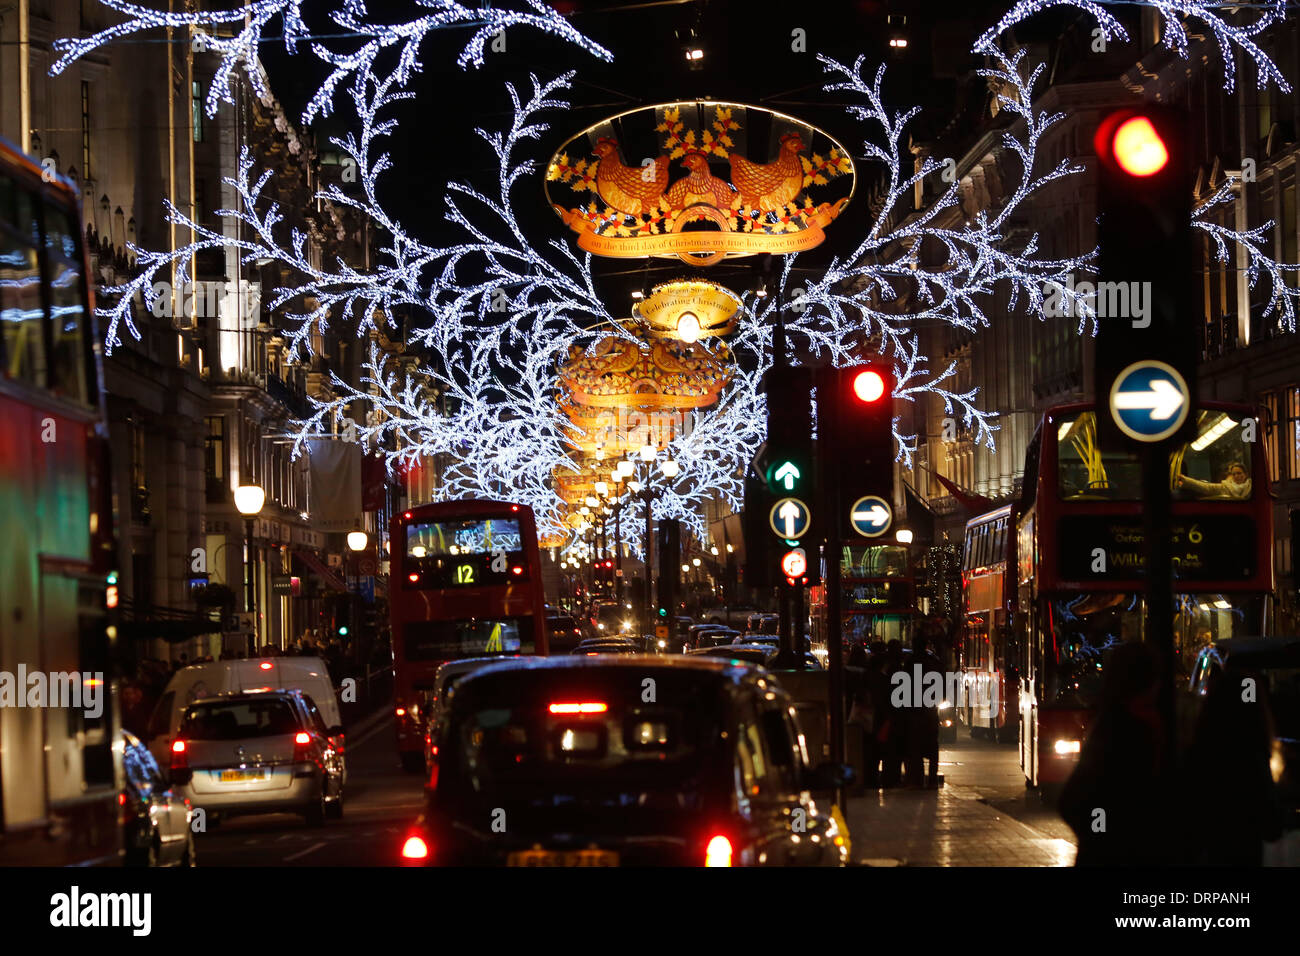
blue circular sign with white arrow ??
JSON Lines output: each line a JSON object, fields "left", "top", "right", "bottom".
{"left": 849, "top": 495, "right": 892, "bottom": 538}
{"left": 769, "top": 497, "right": 811, "bottom": 539}
{"left": 1109, "top": 359, "right": 1190, "bottom": 442}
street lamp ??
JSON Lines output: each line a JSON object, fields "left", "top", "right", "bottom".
{"left": 639, "top": 442, "right": 657, "bottom": 462}
{"left": 896, "top": 528, "right": 914, "bottom": 544}
{"left": 660, "top": 457, "right": 680, "bottom": 478}
{"left": 235, "top": 484, "right": 265, "bottom": 653}
{"left": 347, "top": 529, "right": 369, "bottom": 552}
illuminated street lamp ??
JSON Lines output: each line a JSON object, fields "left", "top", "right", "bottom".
{"left": 660, "top": 457, "right": 680, "bottom": 478}
{"left": 347, "top": 529, "right": 369, "bottom": 552}
{"left": 235, "top": 484, "right": 265, "bottom": 653}
{"left": 639, "top": 442, "right": 657, "bottom": 462}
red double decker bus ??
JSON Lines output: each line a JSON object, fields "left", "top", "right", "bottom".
{"left": 1015, "top": 402, "right": 1273, "bottom": 793}
{"left": 0, "top": 137, "right": 121, "bottom": 864}
{"left": 390, "top": 500, "right": 547, "bottom": 771}
{"left": 959, "top": 504, "right": 1019, "bottom": 742}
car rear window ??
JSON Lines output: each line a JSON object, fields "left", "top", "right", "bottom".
{"left": 181, "top": 698, "right": 300, "bottom": 740}
{"left": 443, "top": 670, "right": 728, "bottom": 807}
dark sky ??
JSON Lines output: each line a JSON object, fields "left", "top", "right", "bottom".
{"left": 263, "top": 0, "right": 1053, "bottom": 308}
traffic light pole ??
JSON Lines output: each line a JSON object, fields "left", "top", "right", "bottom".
{"left": 1144, "top": 444, "right": 1178, "bottom": 777}
{"left": 823, "top": 372, "right": 846, "bottom": 793}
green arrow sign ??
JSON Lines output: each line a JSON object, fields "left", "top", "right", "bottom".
{"left": 773, "top": 461, "right": 801, "bottom": 491}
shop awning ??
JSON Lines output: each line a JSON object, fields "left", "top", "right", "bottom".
{"left": 117, "top": 599, "right": 224, "bottom": 642}
{"left": 294, "top": 549, "right": 347, "bottom": 592}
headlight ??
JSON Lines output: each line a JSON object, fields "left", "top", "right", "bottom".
{"left": 624, "top": 620, "right": 634, "bottom": 630}
{"left": 939, "top": 699, "right": 953, "bottom": 710}
{"left": 1053, "top": 738, "right": 1081, "bottom": 755}
{"left": 597, "top": 623, "right": 605, "bottom": 630}
{"left": 657, "top": 640, "right": 667, "bottom": 649}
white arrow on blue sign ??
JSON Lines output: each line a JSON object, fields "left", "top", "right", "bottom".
{"left": 849, "top": 495, "right": 892, "bottom": 538}
{"left": 1108, "top": 359, "right": 1190, "bottom": 442}
{"left": 769, "top": 497, "right": 811, "bottom": 539}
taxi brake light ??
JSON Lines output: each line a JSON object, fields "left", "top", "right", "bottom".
{"left": 294, "top": 732, "right": 311, "bottom": 745}
{"left": 401, "top": 836, "right": 429, "bottom": 860}
{"left": 548, "top": 702, "right": 608, "bottom": 714}
{"left": 705, "top": 834, "right": 733, "bottom": 867}
{"left": 259, "top": 661, "right": 273, "bottom": 670}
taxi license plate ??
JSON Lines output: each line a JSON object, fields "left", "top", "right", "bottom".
{"left": 506, "top": 849, "right": 618, "bottom": 867}
{"left": 219, "top": 769, "right": 267, "bottom": 782}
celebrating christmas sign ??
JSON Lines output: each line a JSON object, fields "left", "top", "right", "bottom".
{"left": 546, "top": 102, "right": 854, "bottom": 266}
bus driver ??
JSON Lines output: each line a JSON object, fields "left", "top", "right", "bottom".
{"left": 1177, "top": 461, "right": 1251, "bottom": 499}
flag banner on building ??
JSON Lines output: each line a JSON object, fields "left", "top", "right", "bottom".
{"left": 361, "top": 452, "right": 387, "bottom": 513}
{"left": 306, "top": 438, "right": 361, "bottom": 531}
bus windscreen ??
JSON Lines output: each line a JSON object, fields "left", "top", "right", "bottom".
{"left": 404, "top": 517, "right": 529, "bottom": 587}
{"left": 403, "top": 617, "right": 537, "bottom": 659}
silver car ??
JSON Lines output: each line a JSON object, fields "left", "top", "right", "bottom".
{"left": 171, "top": 690, "right": 344, "bottom": 826}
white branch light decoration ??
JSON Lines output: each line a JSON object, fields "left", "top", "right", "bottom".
{"left": 975, "top": 0, "right": 1291, "bottom": 92}
{"left": 57, "top": 1, "right": 1299, "bottom": 554}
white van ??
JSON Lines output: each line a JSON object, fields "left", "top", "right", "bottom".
{"left": 146, "top": 657, "right": 344, "bottom": 769}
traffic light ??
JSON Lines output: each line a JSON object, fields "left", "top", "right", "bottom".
{"left": 763, "top": 366, "right": 814, "bottom": 497}
{"left": 819, "top": 363, "right": 896, "bottom": 539}
{"left": 744, "top": 366, "right": 820, "bottom": 586}
{"left": 1092, "top": 106, "right": 1195, "bottom": 446}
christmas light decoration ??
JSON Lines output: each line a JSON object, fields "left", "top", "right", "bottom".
{"left": 1194, "top": 176, "right": 1300, "bottom": 334}
{"left": 58, "top": 3, "right": 1300, "bottom": 554}
{"left": 974, "top": 1, "right": 1290, "bottom": 93}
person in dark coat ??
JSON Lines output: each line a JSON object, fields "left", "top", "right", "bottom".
{"left": 1058, "top": 641, "right": 1173, "bottom": 865}
{"left": 846, "top": 642, "right": 873, "bottom": 785}
{"left": 878, "top": 640, "right": 907, "bottom": 786}
{"left": 905, "top": 632, "right": 944, "bottom": 787}
{"left": 1182, "top": 669, "right": 1284, "bottom": 865}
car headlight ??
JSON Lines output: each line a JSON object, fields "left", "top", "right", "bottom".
{"left": 597, "top": 623, "right": 605, "bottom": 630}
{"left": 1053, "top": 738, "right": 1081, "bottom": 755}
{"left": 938, "top": 699, "right": 953, "bottom": 710}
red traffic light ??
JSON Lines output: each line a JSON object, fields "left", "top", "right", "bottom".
{"left": 780, "top": 548, "right": 807, "bottom": 578}
{"left": 852, "top": 370, "right": 886, "bottom": 403}
{"left": 1111, "top": 116, "right": 1168, "bottom": 177}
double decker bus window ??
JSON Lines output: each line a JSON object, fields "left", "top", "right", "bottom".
{"left": 1057, "top": 413, "right": 1141, "bottom": 499}
{"left": 0, "top": 209, "right": 46, "bottom": 388}
{"left": 1174, "top": 411, "right": 1254, "bottom": 500}
{"left": 404, "top": 617, "right": 536, "bottom": 659}
{"left": 44, "top": 205, "right": 89, "bottom": 404}
{"left": 404, "top": 516, "right": 527, "bottom": 588}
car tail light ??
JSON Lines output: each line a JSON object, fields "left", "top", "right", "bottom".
{"left": 401, "top": 835, "right": 430, "bottom": 860}
{"left": 548, "top": 702, "right": 608, "bottom": 714}
{"left": 293, "top": 732, "right": 311, "bottom": 762}
{"left": 705, "top": 834, "right": 732, "bottom": 867}
{"left": 330, "top": 732, "right": 346, "bottom": 754}
{"left": 170, "top": 739, "right": 188, "bottom": 771}
{"left": 259, "top": 661, "right": 273, "bottom": 671}
{"left": 396, "top": 707, "right": 407, "bottom": 718}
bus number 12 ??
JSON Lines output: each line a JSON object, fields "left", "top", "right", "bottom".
{"left": 457, "top": 564, "right": 475, "bottom": 584}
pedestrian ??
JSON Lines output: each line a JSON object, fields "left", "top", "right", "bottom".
{"left": 846, "top": 642, "right": 872, "bottom": 785}
{"left": 905, "top": 632, "right": 943, "bottom": 787}
{"left": 1058, "top": 642, "right": 1174, "bottom": 865}
{"left": 878, "top": 640, "right": 906, "bottom": 786}
{"left": 1181, "top": 669, "right": 1284, "bottom": 865}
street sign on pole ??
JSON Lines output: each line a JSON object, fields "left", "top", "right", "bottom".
{"left": 848, "top": 495, "right": 892, "bottom": 538}
{"left": 1108, "top": 360, "right": 1190, "bottom": 443}
{"left": 769, "top": 497, "right": 811, "bottom": 539}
